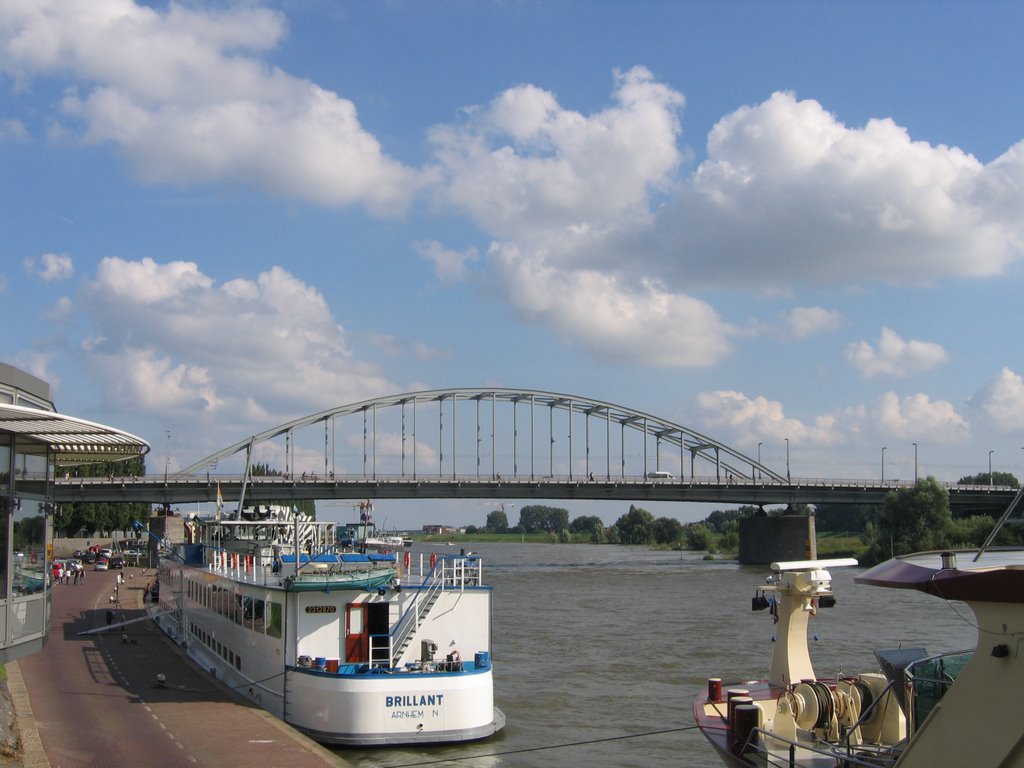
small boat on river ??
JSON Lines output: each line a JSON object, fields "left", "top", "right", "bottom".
{"left": 694, "top": 487, "right": 1024, "bottom": 767}
{"left": 153, "top": 506, "right": 504, "bottom": 746}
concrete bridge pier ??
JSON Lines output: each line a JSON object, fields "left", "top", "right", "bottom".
{"left": 738, "top": 512, "right": 817, "bottom": 564}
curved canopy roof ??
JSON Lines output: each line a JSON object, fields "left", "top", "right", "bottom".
{"left": 0, "top": 403, "right": 150, "bottom": 465}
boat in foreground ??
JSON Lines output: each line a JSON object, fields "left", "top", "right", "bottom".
{"left": 694, "top": 488, "right": 1024, "bottom": 767}
{"left": 153, "top": 507, "right": 504, "bottom": 746}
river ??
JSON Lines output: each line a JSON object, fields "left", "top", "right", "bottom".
{"left": 341, "top": 543, "right": 978, "bottom": 768}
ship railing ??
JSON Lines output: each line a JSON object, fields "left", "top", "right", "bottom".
{"left": 386, "top": 554, "right": 482, "bottom": 668}
{"left": 734, "top": 726, "right": 901, "bottom": 767}
{"left": 203, "top": 546, "right": 287, "bottom": 587}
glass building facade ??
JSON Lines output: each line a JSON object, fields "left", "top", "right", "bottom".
{"left": 0, "top": 364, "right": 148, "bottom": 663}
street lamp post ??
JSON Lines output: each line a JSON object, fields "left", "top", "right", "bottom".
{"left": 882, "top": 446, "right": 887, "bottom": 483}
{"left": 757, "top": 442, "right": 763, "bottom": 481}
{"left": 913, "top": 442, "right": 918, "bottom": 482}
{"left": 164, "top": 430, "right": 171, "bottom": 484}
{"left": 989, "top": 450, "right": 994, "bottom": 487}
{"left": 785, "top": 438, "right": 790, "bottom": 482}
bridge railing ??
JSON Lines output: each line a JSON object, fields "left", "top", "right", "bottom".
{"left": 47, "top": 472, "right": 1015, "bottom": 493}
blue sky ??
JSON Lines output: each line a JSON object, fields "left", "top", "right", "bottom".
{"left": 3, "top": 1, "right": 1024, "bottom": 528}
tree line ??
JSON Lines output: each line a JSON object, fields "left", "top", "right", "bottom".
{"left": 468, "top": 471, "right": 1021, "bottom": 562}
{"left": 51, "top": 459, "right": 317, "bottom": 538}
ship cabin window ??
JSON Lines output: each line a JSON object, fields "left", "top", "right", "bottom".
{"left": 252, "top": 598, "right": 265, "bottom": 634}
{"left": 238, "top": 596, "right": 274, "bottom": 635}
{"left": 267, "top": 601, "right": 282, "bottom": 638}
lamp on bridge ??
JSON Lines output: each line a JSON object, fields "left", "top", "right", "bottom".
{"left": 881, "top": 446, "right": 887, "bottom": 482}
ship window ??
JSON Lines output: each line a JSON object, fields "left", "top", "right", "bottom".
{"left": 242, "top": 597, "right": 253, "bottom": 629}
{"left": 253, "top": 598, "right": 265, "bottom": 634}
{"left": 235, "top": 655, "right": 242, "bottom": 671}
{"left": 908, "top": 651, "right": 971, "bottom": 730}
{"left": 267, "top": 601, "right": 282, "bottom": 638}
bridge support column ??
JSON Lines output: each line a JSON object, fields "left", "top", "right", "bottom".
{"left": 739, "top": 513, "right": 816, "bottom": 564}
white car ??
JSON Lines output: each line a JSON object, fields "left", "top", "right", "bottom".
{"left": 646, "top": 470, "right": 674, "bottom": 480}
{"left": 94, "top": 558, "right": 109, "bottom": 571}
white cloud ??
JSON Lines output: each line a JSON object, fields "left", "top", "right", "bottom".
{"left": 24, "top": 252, "right": 74, "bottom": 281}
{"left": 429, "top": 77, "right": 1024, "bottom": 368}
{"left": 638, "top": 91, "right": 1024, "bottom": 290}
{"left": 0, "top": 0, "right": 429, "bottom": 214}
{"left": 696, "top": 388, "right": 969, "bottom": 454}
{"left": 365, "top": 332, "right": 448, "bottom": 362}
{"left": 494, "top": 244, "right": 736, "bottom": 367}
{"left": 0, "top": 118, "right": 28, "bottom": 141}
{"left": 78, "top": 257, "right": 397, "bottom": 429}
{"left": 844, "top": 327, "right": 948, "bottom": 379}
{"left": 786, "top": 306, "right": 842, "bottom": 339}
{"left": 431, "top": 68, "right": 737, "bottom": 366}
{"left": 970, "top": 367, "right": 1024, "bottom": 433}
{"left": 46, "top": 296, "right": 73, "bottom": 322}
{"left": 696, "top": 390, "right": 840, "bottom": 446}
{"left": 871, "top": 391, "right": 970, "bottom": 443}
{"left": 416, "top": 240, "right": 479, "bottom": 284}
{"left": 431, "top": 66, "right": 684, "bottom": 237}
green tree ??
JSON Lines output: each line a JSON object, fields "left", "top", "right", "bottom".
{"left": 485, "top": 509, "right": 509, "bottom": 532}
{"left": 863, "top": 477, "right": 953, "bottom": 564}
{"left": 517, "top": 505, "right": 570, "bottom": 533}
{"left": 812, "top": 502, "right": 881, "bottom": 534}
{"left": 570, "top": 515, "right": 606, "bottom": 543}
{"left": 685, "top": 523, "right": 716, "bottom": 551}
{"left": 570, "top": 515, "right": 603, "bottom": 534}
{"left": 958, "top": 471, "right": 1019, "bottom": 488}
{"left": 614, "top": 505, "right": 655, "bottom": 545}
{"left": 652, "top": 516, "right": 684, "bottom": 545}
{"left": 55, "top": 457, "right": 150, "bottom": 536}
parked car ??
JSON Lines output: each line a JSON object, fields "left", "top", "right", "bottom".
{"left": 82, "top": 551, "right": 97, "bottom": 564}
{"left": 108, "top": 556, "right": 125, "bottom": 570}
{"left": 94, "top": 557, "right": 109, "bottom": 572}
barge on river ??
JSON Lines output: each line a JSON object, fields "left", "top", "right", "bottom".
{"left": 153, "top": 507, "right": 504, "bottom": 746}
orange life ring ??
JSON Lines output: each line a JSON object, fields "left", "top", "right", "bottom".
{"left": 403, "top": 551, "right": 411, "bottom": 569}
{"left": 430, "top": 552, "right": 438, "bottom": 570}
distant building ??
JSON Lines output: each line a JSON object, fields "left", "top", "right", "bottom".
{"left": 421, "top": 525, "right": 462, "bottom": 535}
{"left": 0, "top": 363, "right": 148, "bottom": 663}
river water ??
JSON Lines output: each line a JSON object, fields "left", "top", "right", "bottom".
{"left": 341, "top": 543, "right": 978, "bottom": 768}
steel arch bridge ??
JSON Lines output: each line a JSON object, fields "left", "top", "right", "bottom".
{"left": 178, "top": 387, "right": 784, "bottom": 486}
{"left": 44, "top": 387, "right": 1017, "bottom": 511}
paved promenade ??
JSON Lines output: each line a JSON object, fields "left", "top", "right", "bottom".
{"left": 9, "top": 566, "right": 350, "bottom": 768}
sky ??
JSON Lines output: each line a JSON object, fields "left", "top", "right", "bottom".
{"left": 3, "top": 0, "right": 1024, "bottom": 529}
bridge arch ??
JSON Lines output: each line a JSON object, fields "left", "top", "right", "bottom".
{"left": 177, "top": 388, "right": 784, "bottom": 486}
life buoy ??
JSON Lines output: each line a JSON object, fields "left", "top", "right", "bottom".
{"left": 403, "top": 551, "right": 411, "bottom": 569}
{"left": 430, "top": 552, "right": 438, "bottom": 570}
